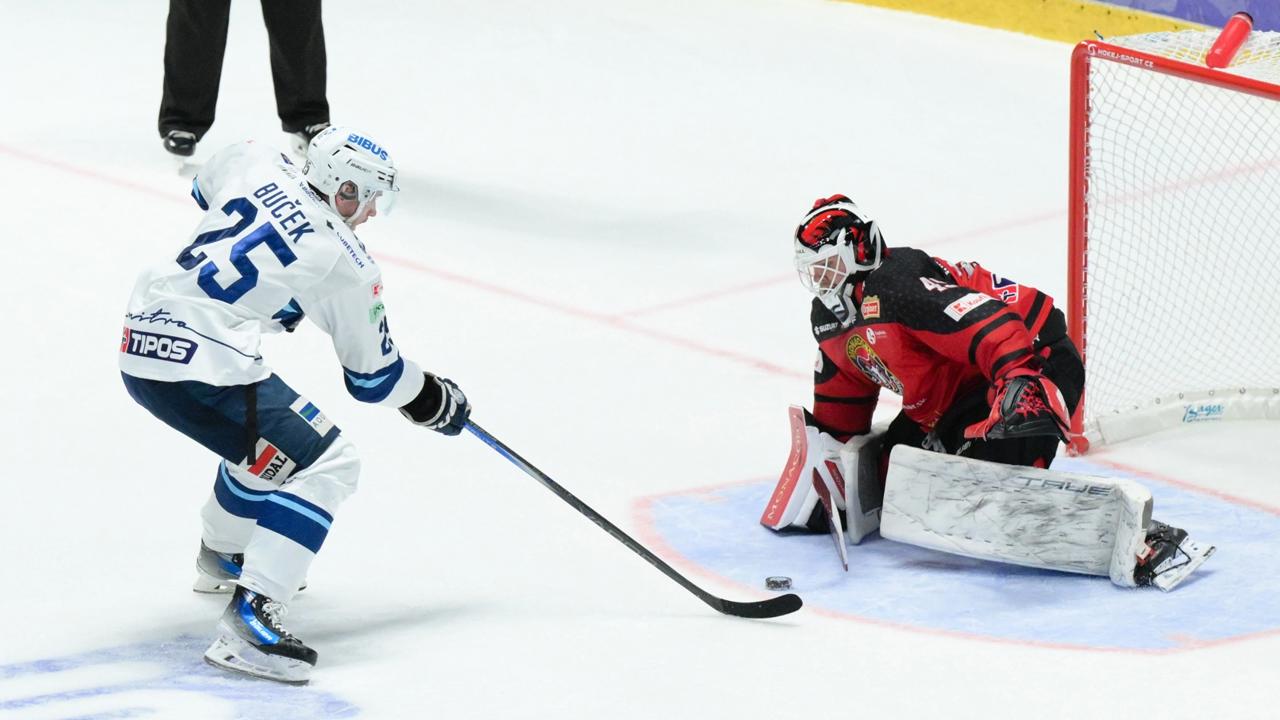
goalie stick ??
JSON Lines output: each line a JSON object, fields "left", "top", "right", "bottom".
{"left": 465, "top": 421, "right": 803, "bottom": 619}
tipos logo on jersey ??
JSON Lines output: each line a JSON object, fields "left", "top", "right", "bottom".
{"left": 846, "top": 334, "right": 903, "bottom": 394}
{"left": 860, "top": 295, "right": 881, "bottom": 320}
{"left": 290, "top": 398, "right": 335, "bottom": 436}
{"left": 246, "top": 439, "right": 296, "bottom": 482}
{"left": 347, "top": 133, "right": 388, "bottom": 161}
{"left": 120, "top": 327, "right": 197, "bottom": 364}
{"left": 990, "top": 274, "right": 1020, "bottom": 303}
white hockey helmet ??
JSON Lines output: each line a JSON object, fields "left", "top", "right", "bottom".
{"left": 303, "top": 126, "right": 400, "bottom": 225}
{"left": 793, "top": 194, "right": 884, "bottom": 320}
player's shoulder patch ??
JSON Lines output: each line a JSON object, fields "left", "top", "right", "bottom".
{"left": 859, "top": 294, "right": 881, "bottom": 320}
{"left": 862, "top": 248, "right": 1001, "bottom": 331}
{"left": 942, "top": 292, "right": 994, "bottom": 321}
{"left": 989, "top": 273, "right": 1020, "bottom": 303}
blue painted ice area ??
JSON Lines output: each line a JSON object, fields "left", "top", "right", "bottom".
{"left": 645, "top": 459, "right": 1280, "bottom": 650}
{"left": 0, "top": 637, "right": 358, "bottom": 718}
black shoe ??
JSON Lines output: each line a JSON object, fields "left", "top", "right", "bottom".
{"left": 204, "top": 586, "right": 317, "bottom": 684}
{"left": 163, "top": 130, "right": 197, "bottom": 157}
{"left": 289, "top": 122, "right": 330, "bottom": 154}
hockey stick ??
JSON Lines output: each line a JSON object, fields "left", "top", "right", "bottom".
{"left": 465, "top": 421, "right": 803, "bottom": 619}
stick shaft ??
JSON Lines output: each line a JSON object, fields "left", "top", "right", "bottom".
{"left": 464, "top": 421, "right": 802, "bottom": 618}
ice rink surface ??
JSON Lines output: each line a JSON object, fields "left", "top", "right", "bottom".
{"left": 2, "top": 1, "right": 1279, "bottom": 718}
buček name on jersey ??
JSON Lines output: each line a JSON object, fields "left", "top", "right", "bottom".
{"left": 252, "top": 183, "right": 315, "bottom": 243}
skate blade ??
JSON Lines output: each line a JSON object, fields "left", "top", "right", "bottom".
{"left": 204, "top": 633, "right": 312, "bottom": 685}
{"left": 192, "top": 569, "right": 307, "bottom": 594}
{"left": 1153, "top": 541, "right": 1216, "bottom": 592}
{"left": 192, "top": 574, "right": 236, "bottom": 594}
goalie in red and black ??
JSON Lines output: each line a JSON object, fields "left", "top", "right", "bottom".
{"left": 760, "top": 195, "right": 1214, "bottom": 591}
{"left": 762, "top": 194, "right": 1085, "bottom": 534}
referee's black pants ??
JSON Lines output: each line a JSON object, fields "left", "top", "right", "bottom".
{"left": 158, "top": 0, "right": 330, "bottom": 140}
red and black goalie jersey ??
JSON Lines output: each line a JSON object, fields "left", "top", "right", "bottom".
{"left": 811, "top": 247, "right": 1057, "bottom": 439}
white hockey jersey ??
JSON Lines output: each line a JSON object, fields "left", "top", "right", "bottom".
{"left": 119, "top": 141, "right": 424, "bottom": 408}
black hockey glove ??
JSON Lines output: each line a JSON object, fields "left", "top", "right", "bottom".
{"left": 399, "top": 373, "right": 471, "bottom": 436}
{"left": 963, "top": 368, "right": 1070, "bottom": 441}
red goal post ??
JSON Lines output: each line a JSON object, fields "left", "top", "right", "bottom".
{"left": 1068, "top": 28, "right": 1280, "bottom": 452}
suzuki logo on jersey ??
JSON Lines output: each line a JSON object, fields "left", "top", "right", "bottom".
{"left": 120, "top": 327, "right": 197, "bottom": 364}
{"left": 347, "top": 133, "right": 388, "bottom": 161}
{"left": 846, "top": 334, "right": 903, "bottom": 394}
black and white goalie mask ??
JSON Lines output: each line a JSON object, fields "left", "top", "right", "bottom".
{"left": 793, "top": 194, "right": 885, "bottom": 322}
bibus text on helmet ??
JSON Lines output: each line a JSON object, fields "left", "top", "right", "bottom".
{"left": 303, "top": 126, "right": 400, "bottom": 227}
{"left": 793, "top": 194, "right": 884, "bottom": 319}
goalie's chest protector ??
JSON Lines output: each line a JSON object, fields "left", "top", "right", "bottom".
{"left": 817, "top": 249, "right": 993, "bottom": 431}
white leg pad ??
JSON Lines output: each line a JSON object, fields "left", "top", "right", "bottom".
{"left": 880, "top": 446, "right": 1153, "bottom": 587}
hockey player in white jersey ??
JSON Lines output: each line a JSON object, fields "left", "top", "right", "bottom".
{"left": 119, "top": 126, "right": 469, "bottom": 685}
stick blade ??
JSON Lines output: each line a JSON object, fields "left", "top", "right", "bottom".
{"left": 711, "top": 593, "right": 803, "bottom": 619}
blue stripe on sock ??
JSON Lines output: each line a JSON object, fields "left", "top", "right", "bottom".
{"left": 213, "top": 462, "right": 270, "bottom": 519}
{"left": 256, "top": 492, "right": 332, "bottom": 553}
{"left": 269, "top": 492, "right": 333, "bottom": 526}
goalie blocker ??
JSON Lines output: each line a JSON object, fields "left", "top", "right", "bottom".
{"left": 760, "top": 407, "right": 1213, "bottom": 591}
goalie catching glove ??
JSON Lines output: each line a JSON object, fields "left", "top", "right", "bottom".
{"left": 399, "top": 373, "right": 471, "bottom": 436}
{"left": 964, "top": 367, "right": 1070, "bottom": 442}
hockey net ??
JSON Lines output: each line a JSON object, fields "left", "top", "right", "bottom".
{"left": 1069, "top": 29, "right": 1280, "bottom": 450}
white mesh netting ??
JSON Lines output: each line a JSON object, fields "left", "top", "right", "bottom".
{"left": 1080, "top": 30, "right": 1280, "bottom": 434}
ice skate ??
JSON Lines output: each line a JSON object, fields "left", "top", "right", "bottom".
{"left": 162, "top": 130, "right": 200, "bottom": 175}
{"left": 193, "top": 542, "right": 306, "bottom": 594}
{"left": 204, "top": 586, "right": 317, "bottom": 685}
{"left": 192, "top": 542, "right": 244, "bottom": 593}
{"left": 1134, "top": 520, "right": 1215, "bottom": 592}
{"left": 163, "top": 129, "right": 196, "bottom": 158}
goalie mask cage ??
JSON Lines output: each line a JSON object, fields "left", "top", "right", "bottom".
{"left": 1069, "top": 30, "right": 1280, "bottom": 451}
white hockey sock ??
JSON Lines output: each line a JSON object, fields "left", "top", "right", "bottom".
{"left": 238, "top": 436, "right": 360, "bottom": 603}
{"left": 202, "top": 461, "right": 278, "bottom": 553}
